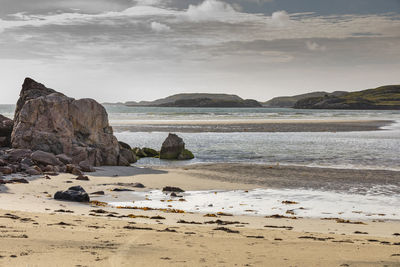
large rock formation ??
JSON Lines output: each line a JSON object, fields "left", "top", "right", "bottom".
{"left": 0, "top": 115, "right": 13, "bottom": 147}
{"left": 11, "top": 78, "right": 133, "bottom": 167}
{"left": 160, "top": 133, "right": 194, "bottom": 160}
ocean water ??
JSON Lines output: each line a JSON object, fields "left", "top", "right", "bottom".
{"left": 2, "top": 104, "right": 400, "bottom": 170}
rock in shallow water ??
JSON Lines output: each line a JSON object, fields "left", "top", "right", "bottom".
{"left": 54, "top": 185, "right": 90, "bottom": 202}
{"left": 160, "top": 133, "right": 194, "bottom": 160}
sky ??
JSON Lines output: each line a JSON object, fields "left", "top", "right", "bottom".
{"left": 0, "top": 0, "right": 399, "bottom": 103}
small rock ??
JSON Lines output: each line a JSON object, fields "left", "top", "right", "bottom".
{"left": 112, "top": 188, "right": 134, "bottom": 192}
{"left": 162, "top": 186, "right": 185, "bottom": 193}
{"left": 90, "top": 191, "right": 105, "bottom": 195}
{"left": 132, "top": 182, "right": 145, "bottom": 188}
{"left": 76, "top": 175, "right": 89, "bottom": 181}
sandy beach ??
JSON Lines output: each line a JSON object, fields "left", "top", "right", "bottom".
{"left": 0, "top": 164, "right": 399, "bottom": 266}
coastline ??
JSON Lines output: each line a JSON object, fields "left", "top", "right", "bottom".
{"left": 0, "top": 164, "right": 399, "bottom": 266}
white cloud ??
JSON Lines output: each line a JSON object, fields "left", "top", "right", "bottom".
{"left": 270, "top": 10, "right": 290, "bottom": 26}
{"left": 151, "top": 21, "right": 171, "bottom": 32}
{"left": 184, "top": 0, "right": 238, "bottom": 22}
{"left": 306, "top": 40, "right": 327, "bottom": 51}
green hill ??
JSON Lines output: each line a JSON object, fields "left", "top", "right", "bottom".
{"left": 125, "top": 93, "right": 262, "bottom": 108}
{"left": 294, "top": 85, "right": 400, "bottom": 110}
{"left": 263, "top": 91, "right": 347, "bottom": 108}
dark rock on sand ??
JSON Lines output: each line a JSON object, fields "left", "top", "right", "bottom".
{"left": 90, "top": 191, "right": 105, "bottom": 195}
{"left": 11, "top": 78, "right": 130, "bottom": 167}
{"left": 162, "top": 186, "right": 185, "bottom": 193}
{"left": 0, "top": 115, "right": 13, "bottom": 147}
{"left": 76, "top": 174, "right": 90, "bottom": 181}
{"left": 132, "top": 182, "right": 145, "bottom": 188}
{"left": 160, "top": 133, "right": 194, "bottom": 160}
{"left": 54, "top": 185, "right": 90, "bottom": 202}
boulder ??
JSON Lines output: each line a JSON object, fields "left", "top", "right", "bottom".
{"left": 78, "top": 160, "right": 96, "bottom": 172}
{"left": 142, "top": 147, "right": 159, "bottom": 157}
{"left": 118, "top": 142, "right": 137, "bottom": 164}
{"left": 177, "top": 149, "right": 194, "bottom": 160}
{"left": 160, "top": 133, "right": 194, "bottom": 160}
{"left": 56, "top": 154, "right": 72, "bottom": 165}
{"left": 54, "top": 186, "right": 90, "bottom": 202}
{"left": 31, "top": 150, "right": 63, "bottom": 166}
{"left": 11, "top": 78, "right": 125, "bottom": 167}
{"left": 0, "top": 115, "right": 13, "bottom": 147}
{"left": 6, "top": 149, "right": 32, "bottom": 163}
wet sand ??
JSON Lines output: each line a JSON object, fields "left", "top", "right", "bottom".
{"left": 160, "top": 163, "right": 400, "bottom": 195}
{"left": 0, "top": 164, "right": 399, "bottom": 266}
{"left": 113, "top": 119, "right": 392, "bottom": 133}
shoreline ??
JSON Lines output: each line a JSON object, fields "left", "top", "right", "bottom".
{"left": 113, "top": 119, "right": 393, "bottom": 133}
{"left": 0, "top": 164, "right": 399, "bottom": 265}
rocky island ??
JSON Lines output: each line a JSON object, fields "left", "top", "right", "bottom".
{"left": 124, "top": 93, "right": 262, "bottom": 108}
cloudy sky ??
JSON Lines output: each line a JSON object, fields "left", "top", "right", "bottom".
{"left": 0, "top": 0, "right": 399, "bottom": 103}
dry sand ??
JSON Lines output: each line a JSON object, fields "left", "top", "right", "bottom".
{"left": 0, "top": 164, "right": 399, "bottom": 266}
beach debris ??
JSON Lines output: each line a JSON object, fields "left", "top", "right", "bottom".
{"left": 177, "top": 220, "right": 202, "bottom": 225}
{"left": 204, "top": 213, "right": 218, "bottom": 217}
{"left": 162, "top": 186, "right": 185, "bottom": 193}
{"left": 157, "top": 228, "right": 177, "bottom": 233}
{"left": 213, "top": 227, "right": 240, "bottom": 234}
{"left": 265, "top": 214, "right": 299, "bottom": 219}
{"left": 216, "top": 212, "right": 233, "bottom": 216}
{"left": 90, "top": 200, "right": 108, "bottom": 207}
{"left": 48, "top": 221, "right": 75, "bottom": 226}
{"left": 123, "top": 225, "right": 153, "bottom": 231}
{"left": 274, "top": 238, "right": 283, "bottom": 241}
{"left": 282, "top": 200, "right": 299, "bottom": 205}
{"left": 264, "top": 225, "right": 293, "bottom": 230}
{"left": 90, "top": 209, "right": 108, "bottom": 214}
{"left": 298, "top": 236, "right": 334, "bottom": 241}
{"left": 54, "top": 186, "right": 90, "bottom": 202}
{"left": 128, "top": 214, "right": 150, "bottom": 219}
{"left": 335, "top": 219, "right": 366, "bottom": 225}
{"left": 246, "top": 236, "right": 264, "bottom": 239}
{"left": 204, "top": 220, "right": 247, "bottom": 225}
{"left": 150, "top": 216, "right": 166, "bottom": 220}
{"left": 354, "top": 231, "right": 368, "bottom": 234}
{"left": 112, "top": 188, "right": 134, "bottom": 192}
{"left": 54, "top": 209, "right": 74, "bottom": 213}
{"left": 393, "top": 233, "right": 400, "bottom": 236}
{"left": 391, "top": 254, "right": 400, "bottom": 257}
{"left": 286, "top": 210, "right": 295, "bottom": 215}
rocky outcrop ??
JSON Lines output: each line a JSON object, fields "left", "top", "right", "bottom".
{"left": 159, "top": 133, "right": 194, "bottom": 160}
{"left": 0, "top": 115, "right": 13, "bottom": 147}
{"left": 11, "top": 78, "right": 130, "bottom": 167}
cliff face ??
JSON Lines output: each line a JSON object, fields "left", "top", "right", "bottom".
{"left": 294, "top": 85, "right": 400, "bottom": 110}
{"left": 11, "top": 78, "right": 132, "bottom": 166}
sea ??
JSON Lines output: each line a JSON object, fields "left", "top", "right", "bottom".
{"left": 2, "top": 104, "right": 400, "bottom": 219}
{"left": 2, "top": 104, "right": 400, "bottom": 171}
